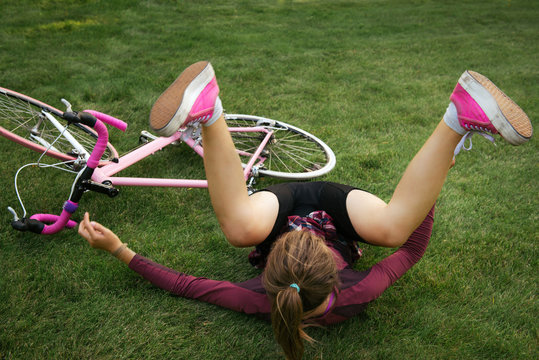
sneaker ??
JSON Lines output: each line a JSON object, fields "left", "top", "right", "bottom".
{"left": 450, "top": 70, "right": 532, "bottom": 146}
{"left": 150, "top": 61, "right": 220, "bottom": 136}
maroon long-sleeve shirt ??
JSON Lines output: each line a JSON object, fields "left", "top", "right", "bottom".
{"left": 128, "top": 207, "right": 434, "bottom": 325}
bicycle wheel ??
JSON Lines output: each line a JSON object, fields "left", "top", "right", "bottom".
{"left": 224, "top": 114, "right": 336, "bottom": 180}
{"left": 0, "top": 87, "right": 118, "bottom": 165}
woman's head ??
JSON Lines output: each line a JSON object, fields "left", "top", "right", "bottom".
{"left": 263, "top": 230, "right": 339, "bottom": 360}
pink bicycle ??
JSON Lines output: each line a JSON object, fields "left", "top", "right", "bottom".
{"left": 0, "top": 86, "right": 336, "bottom": 234}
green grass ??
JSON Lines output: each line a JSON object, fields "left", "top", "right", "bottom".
{"left": 1, "top": 0, "right": 537, "bottom": 359}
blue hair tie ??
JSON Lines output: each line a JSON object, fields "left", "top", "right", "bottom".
{"left": 289, "top": 283, "right": 300, "bottom": 293}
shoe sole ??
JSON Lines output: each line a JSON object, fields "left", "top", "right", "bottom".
{"left": 150, "top": 61, "right": 215, "bottom": 137}
{"left": 458, "top": 70, "right": 532, "bottom": 145}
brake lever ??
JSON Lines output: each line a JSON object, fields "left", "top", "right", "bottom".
{"left": 60, "top": 99, "right": 82, "bottom": 124}
{"left": 7, "top": 208, "right": 45, "bottom": 233}
{"left": 7, "top": 206, "right": 19, "bottom": 221}
{"left": 61, "top": 98, "right": 73, "bottom": 113}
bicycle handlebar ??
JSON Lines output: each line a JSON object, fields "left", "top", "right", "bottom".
{"left": 79, "top": 111, "right": 127, "bottom": 169}
{"left": 83, "top": 110, "right": 128, "bottom": 132}
{"left": 12, "top": 202, "right": 78, "bottom": 234}
{"left": 30, "top": 211, "right": 79, "bottom": 233}
{"left": 12, "top": 110, "right": 127, "bottom": 235}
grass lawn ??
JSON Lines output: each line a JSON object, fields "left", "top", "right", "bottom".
{"left": 1, "top": 0, "right": 537, "bottom": 359}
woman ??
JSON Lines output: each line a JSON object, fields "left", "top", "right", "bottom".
{"left": 79, "top": 62, "right": 532, "bottom": 360}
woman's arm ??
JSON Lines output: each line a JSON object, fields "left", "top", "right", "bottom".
{"left": 78, "top": 213, "right": 271, "bottom": 319}
{"left": 128, "top": 254, "right": 271, "bottom": 318}
{"left": 343, "top": 205, "right": 435, "bottom": 305}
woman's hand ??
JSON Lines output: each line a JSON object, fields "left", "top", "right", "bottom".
{"left": 78, "top": 212, "right": 122, "bottom": 253}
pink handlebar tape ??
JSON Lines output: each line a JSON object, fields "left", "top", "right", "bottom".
{"left": 83, "top": 110, "right": 127, "bottom": 169}
{"left": 86, "top": 120, "right": 109, "bottom": 169}
{"left": 30, "top": 200, "right": 79, "bottom": 234}
{"left": 83, "top": 110, "right": 128, "bottom": 132}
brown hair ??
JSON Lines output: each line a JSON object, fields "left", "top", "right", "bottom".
{"left": 263, "top": 230, "right": 339, "bottom": 360}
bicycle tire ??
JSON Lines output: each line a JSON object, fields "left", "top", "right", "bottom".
{"left": 0, "top": 87, "right": 118, "bottom": 165}
{"left": 224, "top": 114, "right": 336, "bottom": 180}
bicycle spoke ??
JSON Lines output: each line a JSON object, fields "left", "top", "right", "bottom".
{"left": 270, "top": 147, "right": 320, "bottom": 172}
{"left": 239, "top": 131, "right": 327, "bottom": 172}
{"left": 0, "top": 89, "right": 117, "bottom": 162}
{"left": 225, "top": 114, "right": 335, "bottom": 179}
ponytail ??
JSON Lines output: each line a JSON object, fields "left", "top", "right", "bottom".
{"left": 263, "top": 231, "right": 338, "bottom": 360}
{"left": 272, "top": 287, "right": 310, "bottom": 360}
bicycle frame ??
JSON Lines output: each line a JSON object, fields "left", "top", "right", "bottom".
{"left": 10, "top": 109, "right": 274, "bottom": 234}
{"left": 90, "top": 122, "right": 274, "bottom": 189}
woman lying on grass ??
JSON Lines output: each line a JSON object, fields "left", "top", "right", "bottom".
{"left": 79, "top": 61, "right": 532, "bottom": 360}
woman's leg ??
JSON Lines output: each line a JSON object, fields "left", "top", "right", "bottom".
{"left": 347, "top": 71, "right": 532, "bottom": 247}
{"left": 347, "top": 120, "right": 460, "bottom": 247}
{"left": 149, "top": 61, "right": 278, "bottom": 247}
{"left": 201, "top": 116, "right": 279, "bottom": 247}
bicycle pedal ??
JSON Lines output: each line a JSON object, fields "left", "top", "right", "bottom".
{"left": 80, "top": 180, "right": 119, "bottom": 198}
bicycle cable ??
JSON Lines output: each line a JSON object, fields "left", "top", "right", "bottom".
{"left": 9, "top": 124, "right": 80, "bottom": 220}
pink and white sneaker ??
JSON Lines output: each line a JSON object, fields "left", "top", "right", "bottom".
{"left": 450, "top": 70, "right": 532, "bottom": 146}
{"left": 150, "top": 61, "right": 220, "bottom": 136}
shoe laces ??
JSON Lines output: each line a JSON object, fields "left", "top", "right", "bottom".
{"left": 462, "top": 124, "right": 493, "bottom": 132}
{"left": 195, "top": 114, "right": 211, "bottom": 122}
{"left": 454, "top": 131, "right": 496, "bottom": 157}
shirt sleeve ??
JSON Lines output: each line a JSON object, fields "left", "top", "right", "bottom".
{"left": 325, "top": 205, "right": 435, "bottom": 324}
{"left": 128, "top": 255, "right": 271, "bottom": 318}
{"left": 350, "top": 205, "right": 434, "bottom": 302}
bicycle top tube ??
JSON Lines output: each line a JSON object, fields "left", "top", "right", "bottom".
{"left": 90, "top": 123, "right": 273, "bottom": 187}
